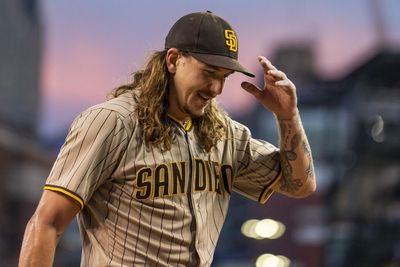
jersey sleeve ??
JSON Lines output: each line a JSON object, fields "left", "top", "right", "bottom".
{"left": 44, "top": 107, "right": 129, "bottom": 209}
{"left": 232, "top": 121, "right": 282, "bottom": 204}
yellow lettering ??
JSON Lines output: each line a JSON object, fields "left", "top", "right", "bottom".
{"left": 194, "top": 159, "right": 207, "bottom": 192}
{"left": 154, "top": 164, "right": 169, "bottom": 198}
{"left": 135, "top": 167, "right": 152, "bottom": 200}
{"left": 221, "top": 164, "right": 233, "bottom": 194}
{"left": 171, "top": 161, "right": 186, "bottom": 195}
{"left": 211, "top": 161, "right": 221, "bottom": 194}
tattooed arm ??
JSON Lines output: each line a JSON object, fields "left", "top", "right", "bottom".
{"left": 241, "top": 56, "right": 316, "bottom": 198}
{"left": 276, "top": 113, "right": 316, "bottom": 198}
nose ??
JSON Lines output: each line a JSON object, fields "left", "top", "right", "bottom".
{"left": 209, "top": 78, "right": 224, "bottom": 96}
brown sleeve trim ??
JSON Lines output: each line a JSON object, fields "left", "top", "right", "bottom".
{"left": 258, "top": 167, "right": 283, "bottom": 204}
{"left": 43, "top": 185, "right": 84, "bottom": 209}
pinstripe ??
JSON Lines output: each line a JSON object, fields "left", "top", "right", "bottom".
{"left": 144, "top": 147, "right": 158, "bottom": 263}
{"left": 118, "top": 184, "right": 131, "bottom": 267}
{"left": 55, "top": 111, "right": 88, "bottom": 180}
{"left": 202, "top": 195, "right": 213, "bottom": 260}
{"left": 131, "top": 202, "right": 144, "bottom": 266}
{"left": 86, "top": 130, "right": 128, "bottom": 194}
{"left": 210, "top": 196, "right": 220, "bottom": 247}
{"left": 68, "top": 110, "right": 114, "bottom": 191}
{"left": 205, "top": 196, "right": 217, "bottom": 250}
{"left": 166, "top": 148, "right": 176, "bottom": 265}
{"left": 119, "top": 186, "right": 132, "bottom": 266}
{"left": 119, "top": 133, "right": 137, "bottom": 266}
{"left": 66, "top": 110, "right": 111, "bottom": 193}
{"left": 175, "top": 138, "right": 186, "bottom": 266}
{"left": 86, "top": 126, "right": 127, "bottom": 195}
{"left": 55, "top": 110, "right": 93, "bottom": 183}
{"left": 107, "top": 102, "right": 131, "bottom": 113}
{"left": 232, "top": 126, "right": 280, "bottom": 198}
{"left": 144, "top": 199, "right": 156, "bottom": 263}
{"left": 235, "top": 156, "right": 280, "bottom": 193}
{"left": 108, "top": 172, "right": 125, "bottom": 264}
{"left": 132, "top": 129, "right": 145, "bottom": 266}
{"left": 155, "top": 201, "right": 166, "bottom": 267}
{"left": 184, "top": 129, "right": 199, "bottom": 266}
{"left": 177, "top": 197, "right": 185, "bottom": 265}
{"left": 154, "top": 149, "right": 167, "bottom": 267}
{"left": 192, "top": 160, "right": 213, "bottom": 262}
{"left": 117, "top": 114, "right": 138, "bottom": 265}
{"left": 165, "top": 200, "right": 176, "bottom": 266}
{"left": 216, "top": 195, "right": 226, "bottom": 233}
{"left": 65, "top": 109, "right": 108, "bottom": 186}
{"left": 105, "top": 182, "right": 115, "bottom": 264}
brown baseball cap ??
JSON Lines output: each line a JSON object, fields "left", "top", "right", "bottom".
{"left": 165, "top": 11, "right": 255, "bottom": 77}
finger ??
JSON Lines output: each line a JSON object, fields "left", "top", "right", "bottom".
{"left": 258, "top": 56, "right": 277, "bottom": 74}
{"left": 241, "top": 81, "right": 263, "bottom": 99}
{"left": 275, "top": 79, "right": 296, "bottom": 90}
{"left": 267, "top": 69, "right": 287, "bottom": 80}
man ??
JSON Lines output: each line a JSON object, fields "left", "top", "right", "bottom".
{"left": 19, "top": 11, "right": 316, "bottom": 267}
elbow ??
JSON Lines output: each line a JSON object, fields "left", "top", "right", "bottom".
{"left": 295, "top": 177, "right": 317, "bottom": 198}
{"left": 287, "top": 176, "right": 317, "bottom": 199}
{"left": 24, "top": 213, "right": 40, "bottom": 234}
{"left": 26, "top": 210, "right": 59, "bottom": 236}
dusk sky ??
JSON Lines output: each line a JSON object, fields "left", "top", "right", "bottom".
{"left": 38, "top": 0, "right": 400, "bottom": 137}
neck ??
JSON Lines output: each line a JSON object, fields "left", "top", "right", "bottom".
{"left": 167, "top": 106, "right": 190, "bottom": 123}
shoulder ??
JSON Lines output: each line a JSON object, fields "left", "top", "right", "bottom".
{"left": 89, "top": 92, "right": 136, "bottom": 119}
{"left": 224, "top": 116, "right": 251, "bottom": 138}
{"left": 72, "top": 92, "right": 137, "bottom": 134}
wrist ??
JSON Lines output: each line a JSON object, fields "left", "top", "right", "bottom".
{"left": 275, "top": 108, "right": 299, "bottom": 121}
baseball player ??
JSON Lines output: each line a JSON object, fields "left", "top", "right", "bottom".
{"left": 19, "top": 11, "right": 316, "bottom": 267}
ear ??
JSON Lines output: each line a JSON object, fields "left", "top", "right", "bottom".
{"left": 166, "top": 48, "right": 180, "bottom": 74}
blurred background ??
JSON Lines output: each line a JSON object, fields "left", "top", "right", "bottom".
{"left": 1, "top": 0, "right": 399, "bottom": 266}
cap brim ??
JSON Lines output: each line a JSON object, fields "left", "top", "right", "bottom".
{"left": 189, "top": 53, "right": 255, "bottom": 77}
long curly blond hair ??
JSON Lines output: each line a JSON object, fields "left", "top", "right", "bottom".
{"left": 108, "top": 50, "right": 227, "bottom": 152}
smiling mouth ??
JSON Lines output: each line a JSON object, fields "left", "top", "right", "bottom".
{"left": 198, "top": 92, "right": 211, "bottom": 101}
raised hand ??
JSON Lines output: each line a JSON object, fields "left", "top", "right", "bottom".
{"left": 241, "top": 56, "right": 298, "bottom": 119}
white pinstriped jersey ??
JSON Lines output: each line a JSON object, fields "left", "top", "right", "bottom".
{"left": 44, "top": 92, "right": 282, "bottom": 267}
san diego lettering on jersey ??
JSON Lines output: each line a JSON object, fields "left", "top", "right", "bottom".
{"left": 134, "top": 159, "right": 233, "bottom": 200}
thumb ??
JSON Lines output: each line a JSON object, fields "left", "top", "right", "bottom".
{"left": 241, "top": 81, "right": 263, "bottom": 99}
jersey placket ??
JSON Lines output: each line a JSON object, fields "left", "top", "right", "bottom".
{"left": 168, "top": 114, "right": 204, "bottom": 266}
{"left": 182, "top": 127, "right": 202, "bottom": 266}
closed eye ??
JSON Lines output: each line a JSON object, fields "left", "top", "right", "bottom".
{"left": 202, "top": 68, "right": 233, "bottom": 80}
{"left": 203, "top": 69, "right": 215, "bottom": 75}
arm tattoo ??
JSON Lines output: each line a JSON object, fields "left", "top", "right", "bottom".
{"left": 302, "top": 140, "right": 314, "bottom": 182}
{"left": 278, "top": 120, "right": 304, "bottom": 194}
{"left": 290, "top": 133, "right": 301, "bottom": 151}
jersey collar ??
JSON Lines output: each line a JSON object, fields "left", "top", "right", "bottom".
{"left": 167, "top": 114, "right": 193, "bottom": 131}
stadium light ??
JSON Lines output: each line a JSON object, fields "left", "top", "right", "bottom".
{"left": 241, "top": 219, "right": 286, "bottom": 240}
{"left": 255, "top": 253, "right": 290, "bottom": 267}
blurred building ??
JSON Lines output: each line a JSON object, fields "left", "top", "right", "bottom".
{"left": 327, "top": 48, "right": 400, "bottom": 267}
{"left": 214, "top": 44, "right": 400, "bottom": 267}
{"left": 0, "top": 0, "right": 53, "bottom": 266}
{"left": 0, "top": 0, "right": 42, "bottom": 131}
{"left": 0, "top": 124, "right": 53, "bottom": 265}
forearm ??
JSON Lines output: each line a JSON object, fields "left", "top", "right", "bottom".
{"left": 19, "top": 215, "right": 58, "bottom": 267}
{"left": 276, "top": 110, "right": 316, "bottom": 198}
